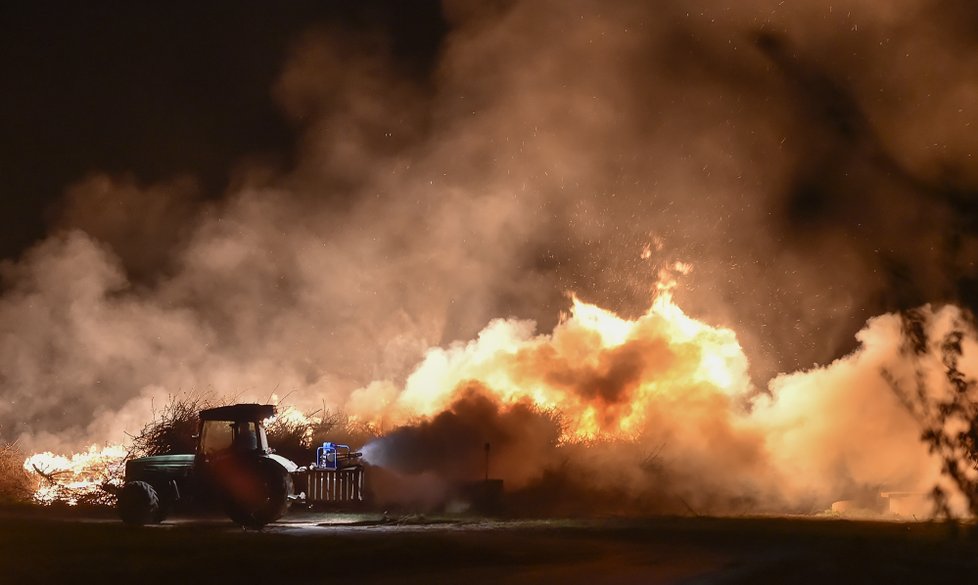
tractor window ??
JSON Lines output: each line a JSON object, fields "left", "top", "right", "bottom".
{"left": 200, "top": 420, "right": 234, "bottom": 454}
{"left": 233, "top": 422, "right": 258, "bottom": 451}
{"left": 257, "top": 424, "right": 268, "bottom": 452}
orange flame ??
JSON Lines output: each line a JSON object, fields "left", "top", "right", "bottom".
{"left": 353, "top": 278, "right": 750, "bottom": 443}
{"left": 24, "top": 445, "right": 127, "bottom": 505}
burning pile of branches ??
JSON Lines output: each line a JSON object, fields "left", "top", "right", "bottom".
{"left": 125, "top": 394, "right": 377, "bottom": 464}
{"left": 24, "top": 445, "right": 126, "bottom": 506}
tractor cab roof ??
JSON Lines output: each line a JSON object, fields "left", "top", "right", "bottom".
{"left": 199, "top": 403, "right": 276, "bottom": 422}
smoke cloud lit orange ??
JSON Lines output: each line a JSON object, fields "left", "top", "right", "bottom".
{"left": 9, "top": 1, "right": 978, "bottom": 519}
{"left": 24, "top": 272, "right": 965, "bottom": 517}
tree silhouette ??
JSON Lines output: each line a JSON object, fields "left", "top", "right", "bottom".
{"left": 883, "top": 308, "right": 978, "bottom": 518}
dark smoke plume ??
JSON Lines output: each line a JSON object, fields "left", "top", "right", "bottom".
{"left": 362, "top": 383, "right": 562, "bottom": 483}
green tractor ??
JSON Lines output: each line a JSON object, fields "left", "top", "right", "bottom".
{"left": 117, "top": 403, "right": 362, "bottom": 528}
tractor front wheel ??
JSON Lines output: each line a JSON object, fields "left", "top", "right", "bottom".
{"left": 118, "top": 480, "right": 161, "bottom": 526}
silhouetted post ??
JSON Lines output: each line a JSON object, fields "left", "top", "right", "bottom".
{"left": 484, "top": 442, "right": 490, "bottom": 482}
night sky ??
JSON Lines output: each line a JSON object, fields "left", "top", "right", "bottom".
{"left": 0, "top": 1, "right": 446, "bottom": 260}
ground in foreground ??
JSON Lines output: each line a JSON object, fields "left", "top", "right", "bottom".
{"left": 2, "top": 509, "right": 978, "bottom": 584}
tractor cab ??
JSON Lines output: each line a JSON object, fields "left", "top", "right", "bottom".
{"left": 197, "top": 404, "right": 275, "bottom": 458}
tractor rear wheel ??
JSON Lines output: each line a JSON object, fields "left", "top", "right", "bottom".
{"left": 118, "top": 481, "right": 161, "bottom": 526}
{"left": 223, "top": 458, "right": 293, "bottom": 529}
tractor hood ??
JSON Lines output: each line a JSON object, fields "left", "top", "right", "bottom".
{"left": 125, "top": 454, "right": 195, "bottom": 482}
{"left": 266, "top": 453, "right": 298, "bottom": 473}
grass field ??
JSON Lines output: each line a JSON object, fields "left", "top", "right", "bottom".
{"left": 2, "top": 508, "right": 978, "bottom": 584}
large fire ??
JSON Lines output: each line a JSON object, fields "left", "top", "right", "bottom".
{"left": 374, "top": 294, "right": 747, "bottom": 442}
{"left": 343, "top": 263, "right": 751, "bottom": 443}
{"left": 21, "top": 266, "right": 958, "bottom": 516}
